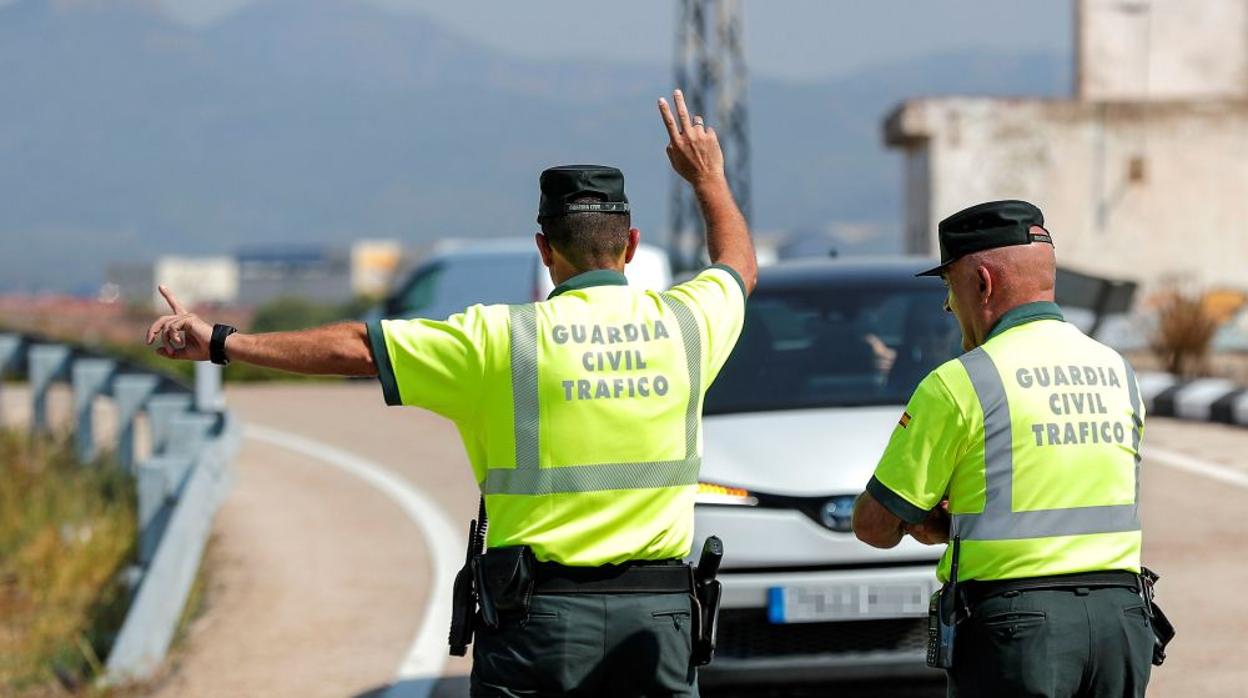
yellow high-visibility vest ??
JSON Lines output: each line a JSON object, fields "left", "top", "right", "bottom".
{"left": 870, "top": 302, "right": 1144, "bottom": 582}
{"left": 368, "top": 266, "right": 745, "bottom": 566}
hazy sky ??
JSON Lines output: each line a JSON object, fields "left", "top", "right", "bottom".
{"left": 152, "top": 0, "right": 1071, "bottom": 82}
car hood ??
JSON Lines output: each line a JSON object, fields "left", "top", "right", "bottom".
{"left": 702, "top": 405, "right": 903, "bottom": 496}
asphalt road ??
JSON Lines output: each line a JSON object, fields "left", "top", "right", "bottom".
{"left": 152, "top": 383, "right": 1248, "bottom": 697}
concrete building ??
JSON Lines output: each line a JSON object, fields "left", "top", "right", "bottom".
{"left": 110, "top": 256, "right": 242, "bottom": 309}
{"left": 152, "top": 256, "right": 239, "bottom": 308}
{"left": 105, "top": 240, "right": 403, "bottom": 311}
{"left": 885, "top": 0, "right": 1248, "bottom": 289}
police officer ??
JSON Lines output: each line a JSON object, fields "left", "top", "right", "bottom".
{"left": 145, "top": 89, "right": 756, "bottom": 697}
{"left": 851, "top": 201, "right": 1155, "bottom": 697}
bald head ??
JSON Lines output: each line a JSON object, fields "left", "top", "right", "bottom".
{"left": 943, "top": 226, "right": 1056, "bottom": 349}
{"left": 961, "top": 225, "right": 1055, "bottom": 303}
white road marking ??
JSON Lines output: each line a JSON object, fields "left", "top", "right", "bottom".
{"left": 1147, "top": 446, "right": 1248, "bottom": 490}
{"left": 245, "top": 424, "right": 462, "bottom": 698}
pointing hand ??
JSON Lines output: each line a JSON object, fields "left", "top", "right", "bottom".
{"left": 144, "top": 285, "right": 214, "bottom": 362}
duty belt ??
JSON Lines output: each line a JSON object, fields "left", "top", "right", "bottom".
{"left": 962, "top": 570, "right": 1139, "bottom": 606}
{"left": 533, "top": 559, "right": 693, "bottom": 594}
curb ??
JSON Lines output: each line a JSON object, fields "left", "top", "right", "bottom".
{"left": 1138, "top": 371, "right": 1248, "bottom": 425}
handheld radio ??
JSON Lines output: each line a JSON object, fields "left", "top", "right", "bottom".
{"left": 926, "top": 536, "right": 961, "bottom": 669}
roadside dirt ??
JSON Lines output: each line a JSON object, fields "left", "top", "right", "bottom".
{"left": 142, "top": 436, "right": 427, "bottom": 698}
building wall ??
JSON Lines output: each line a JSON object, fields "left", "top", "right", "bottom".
{"left": 887, "top": 98, "right": 1248, "bottom": 288}
{"left": 1078, "top": 0, "right": 1248, "bottom": 101}
{"left": 901, "top": 144, "right": 932, "bottom": 255}
{"left": 152, "top": 256, "right": 239, "bottom": 308}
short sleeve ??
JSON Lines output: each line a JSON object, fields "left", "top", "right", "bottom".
{"left": 366, "top": 305, "right": 492, "bottom": 420}
{"left": 867, "top": 372, "right": 966, "bottom": 525}
{"left": 662, "top": 264, "right": 747, "bottom": 383}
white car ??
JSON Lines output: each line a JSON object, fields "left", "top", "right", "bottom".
{"left": 692, "top": 258, "right": 963, "bottom": 686}
{"left": 378, "top": 239, "right": 672, "bottom": 320}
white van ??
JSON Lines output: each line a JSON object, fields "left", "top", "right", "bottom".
{"left": 379, "top": 239, "right": 672, "bottom": 320}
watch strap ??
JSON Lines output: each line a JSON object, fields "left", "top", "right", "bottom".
{"left": 210, "top": 324, "right": 238, "bottom": 366}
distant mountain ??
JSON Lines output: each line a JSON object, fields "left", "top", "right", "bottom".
{"left": 0, "top": 0, "right": 1070, "bottom": 291}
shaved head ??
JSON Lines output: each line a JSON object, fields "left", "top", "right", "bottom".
{"left": 960, "top": 226, "right": 1056, "bottom": 303}
{"left": 943, "top": 226, "right": 1056, "bottom": 350}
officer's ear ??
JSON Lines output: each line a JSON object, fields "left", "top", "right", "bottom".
{"left": 535, "top": 232, "right": 555, "bottom": 268}
{"left": 623, "top": 228, "right": 641, "bottom": 264}
{"left": 976, "top": 265, "right": 993, "bottom": 303}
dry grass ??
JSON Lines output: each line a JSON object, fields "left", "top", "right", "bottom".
{"left": 0, "top": 430, "right": 136, "bottom": 696}
{"left": 1149, "top": 288, "right": 1220, "bottom": 377}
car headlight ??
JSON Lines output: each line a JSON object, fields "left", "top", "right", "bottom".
{"left": 695, "top": 481, "right": 758, "bottom": 506}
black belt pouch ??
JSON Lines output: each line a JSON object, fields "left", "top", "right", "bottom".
{"left": 475, "top": 546, "right": 536, "bottom": 623}
{"left": 1141, "top": 567, "right": 1176, "bottom": 666}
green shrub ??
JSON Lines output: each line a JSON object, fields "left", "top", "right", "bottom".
{"left": 0, "top": 431, "right": 135, "bottom": 694}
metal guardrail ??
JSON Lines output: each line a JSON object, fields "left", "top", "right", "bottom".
{"left": 0, "top": 332, "right": 242, "bottom": 682}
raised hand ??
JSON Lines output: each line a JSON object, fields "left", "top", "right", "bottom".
{"left": 144, "top": 285, "right": 213, "bottom": 361}
{"left": 658, "top": 89, "right": 726, "bottom": 187}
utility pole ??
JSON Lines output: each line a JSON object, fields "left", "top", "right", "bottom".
{"left": 670, "top": 0, "right": 752, "bottom": 272}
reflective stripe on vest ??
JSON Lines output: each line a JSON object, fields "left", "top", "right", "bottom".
{"left": 480, "top": 295, "right": 702, "bottom": 495}
{"left": 949, "top": 347, "right": 1143, "bottom": 541}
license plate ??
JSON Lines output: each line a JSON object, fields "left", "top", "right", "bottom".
{"left": 768, "top": 580, "right": 935, "bottom": 623}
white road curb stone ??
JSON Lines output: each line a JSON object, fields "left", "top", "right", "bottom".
{"left": 1173, "top": 378, "right": 1237, "bottom": 421}
{"left": 1231, "top": 392, "right": 1248, "bottom": 425}
{"left": 1136, "top": 372, "right": 1177, "bottom": 410}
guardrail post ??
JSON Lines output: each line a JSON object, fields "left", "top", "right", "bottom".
{"left": 113, "top": 374, "right": 160, "bottom": 473}
{"left": 0, "top": 333, "right": 23, "bottom": 427}
{"left": 146, "top": 394, "right": 193, "bottom": 455}
{"left": 28, "top": 344, "right": 71, "bottom": 434}
{"left": 165, "top": 412, "right": 217, "bottom": 493}
{"left": 209, "top": 413, "right": 243, "bottom": 506}
{"left": 167, "top": 412, "right": 216, "bottom": 457}
{"left": 72, "top": 358, "right": 116, "bottom": 464}
{"left": 195, "top": 362, "right": 225, "bottom": 412}
{"left": 136, "top": 456, "right": 182, "bottom": 566}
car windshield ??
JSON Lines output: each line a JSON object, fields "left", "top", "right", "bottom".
{"left": 704, "top": 282, "right": 963, "bottom": 415}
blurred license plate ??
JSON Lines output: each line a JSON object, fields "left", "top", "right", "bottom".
{"left": 768, "top": 581, "right": 934, "bottom": 623}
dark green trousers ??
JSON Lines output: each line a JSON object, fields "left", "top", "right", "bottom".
{"left": 470, "top": 591, "right": 698, "bottom": 697}
{"left": 949, "top": 586, "right": 1153, "bottom": 698}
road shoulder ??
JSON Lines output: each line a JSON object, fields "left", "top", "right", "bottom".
{"left": 145, "top": 436, "right": 427, "bottom": 698}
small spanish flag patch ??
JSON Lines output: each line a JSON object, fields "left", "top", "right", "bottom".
{"left": 899, "top": 411, "right": 912, "bottom": 428}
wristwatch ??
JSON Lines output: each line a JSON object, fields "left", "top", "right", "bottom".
{"left": 210, "top": 324, "right": 238, "bottom": 366}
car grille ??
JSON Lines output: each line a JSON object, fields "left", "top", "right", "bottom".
{"left": 715, "top": 609, "right": 928, "bottom": 659}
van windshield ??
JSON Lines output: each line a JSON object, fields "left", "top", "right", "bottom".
{"left": 704, "top": 284, "right": 962, "bottom": 415}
